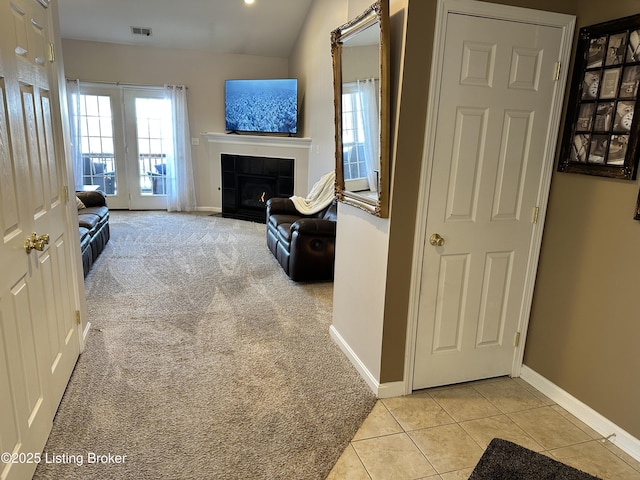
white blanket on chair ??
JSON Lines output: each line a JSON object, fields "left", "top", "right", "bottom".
{"left": 290, "top": 170, "right": 336, "bottom": 215}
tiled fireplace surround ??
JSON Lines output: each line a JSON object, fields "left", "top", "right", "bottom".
{"left": 203, "top": 132, "right": 312, "bottom": 215}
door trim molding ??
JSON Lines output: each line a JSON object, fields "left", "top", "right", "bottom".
{"left": 403, "top": 0, "right": 575, "bottom": 395}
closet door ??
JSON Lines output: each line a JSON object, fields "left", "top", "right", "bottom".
{"left": 413, "top": 3, "right": 574, "bottom": 389}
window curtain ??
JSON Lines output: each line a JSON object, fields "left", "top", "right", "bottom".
{"left": 165, "top": 85, "right": 197, "bottom": 212}
{"left": 67, "top": 79, "right": 83, "bottom": 187}
{"left": 357, "top": 78, "right": 380, "bottom": 193}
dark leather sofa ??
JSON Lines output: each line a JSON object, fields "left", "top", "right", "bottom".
{"left": 76, "top": 190, "right": 110, "bottom": 277}
{"left": 266, "top": 197, "right": 337, "bottom": 281}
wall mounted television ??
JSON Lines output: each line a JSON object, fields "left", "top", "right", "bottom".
{"left": 225, "top": 78, "right": 298, "bottom": 134}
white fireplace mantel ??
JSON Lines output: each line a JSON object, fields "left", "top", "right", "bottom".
{"left": 202, "top": 132, "right": 312, "bottom": 150}
{"left": 202, "top": 132, "right": 312, "bottom": 212}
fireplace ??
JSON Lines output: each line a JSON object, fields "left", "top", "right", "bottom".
{"left": 221, "top": 154, "right": 294, "bottom": 223}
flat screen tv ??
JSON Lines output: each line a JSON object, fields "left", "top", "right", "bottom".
{"left": 225, "top": 79, "right": 298, "bottom": 134}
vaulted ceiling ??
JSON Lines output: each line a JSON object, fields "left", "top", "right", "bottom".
{"left": 57, "top": 0, "right": 314, "bottom": 58}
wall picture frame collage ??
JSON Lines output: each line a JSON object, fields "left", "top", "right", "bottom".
{"left": 559, "top": 14, "right": 640, "bottom": 180}
{"left": 557, "top": 14, "right": 640, "bottom": 220}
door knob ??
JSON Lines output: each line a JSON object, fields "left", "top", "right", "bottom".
{"left": 24, "top": 233, "right": 50, "bottom": 253}
{"left": 429, "top": 233, "right": 445, "bottom": 247}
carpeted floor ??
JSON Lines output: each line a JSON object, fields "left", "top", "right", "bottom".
{"left": 469, "top": 438, "right": 602, "bottom": 480}
{"left": 33, "top": 211, "right": 376, "bottom": 480}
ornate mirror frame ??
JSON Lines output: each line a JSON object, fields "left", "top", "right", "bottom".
{"left": 331, "top": 0, "right": 390, "bottom": 217}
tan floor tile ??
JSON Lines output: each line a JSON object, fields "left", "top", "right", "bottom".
{"left": 352, "top": 433, "right": 437, "bottom": 480}
{"left": 352, "top": 401, "right": 403, "bottom": 441}
{"left": 465, "top": 376, "right": 510, "bottom": 386}
{"left": 602, "top": 441, "right": 640, "bottom": 473}
{"left": 549, "top": 440, "right": 640, "bottom": 480}
{"left": 382, "top": 394, "right": 455, "bottom": 432}
{"left": 460, "top": 414, "right": 544, "bottom": 452}
{"left": 430, "top": 385, "right": 500, "bottom": 422}
{"left": 472, "top": 378, "right": 546, "bottom": 413}
{"left": 439, "top": 468, "right": 474, "bottom": 480}
{"left": 326, "top": 445, "right": 371, "bottom": 480}
{"left": 508, "top": 406, "right": 592, "bottom": 450}
{"left": 511, "top": 378, "right": 555, "bottom": 405}
{"left": 550, "top": 405, "right": 602, "bottom": 439}
{"left": 330, "top": 378, "right": 639, "bottom": 480}
{"left": 409, "top": 423, "right": 484, "bottom": 474}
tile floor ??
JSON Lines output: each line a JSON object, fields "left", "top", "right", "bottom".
{"left": 327, "top": 377, "right": 640, "bottom": 480}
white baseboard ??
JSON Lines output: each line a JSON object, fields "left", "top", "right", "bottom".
{"left": 195, "top": 206, "right": 220, "bottom": 213}
{"left": 376, "top": 381, "right": 406, "bottom": 399}
{"left": 80, "top": 321, "right": 91, "bottom": 352}
{"left": 329, "top": 326, "right": 406, "bottom": 399}
{"left": 520, "top": 365, "right": 640, "bottom": 462}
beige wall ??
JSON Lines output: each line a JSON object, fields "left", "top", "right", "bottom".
{"left": 292, "top": 0, "right": 640, "bottom": 440}
{"left": 375, "top": 0, "right": 640, "bottom": 440}
{"left": 380, "top": 0, "right": 435, "bottom": 382}
{"left": 289, "top": 0, "right": 347, "bottom": 184}
{"left": 64, "top": 0, "right": 640, "bottom": 441}
{"left": 524, "top": 0, "right": 640, "bottom": 440}
{"left": 289, "top": 0, "right": 408, "bottom": 388}
{"left": 61, "top": 39, "right": 288, "bottom": 210}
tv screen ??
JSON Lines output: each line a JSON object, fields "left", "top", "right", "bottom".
{"left": 225, "top": 79, "right": 298, "bottom": 134}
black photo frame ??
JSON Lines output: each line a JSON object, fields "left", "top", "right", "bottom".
{"left": 558, "top": 14, "right": 640, "bottom": 180}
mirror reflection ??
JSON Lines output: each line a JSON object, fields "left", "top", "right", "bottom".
{"left": 332, "top": 0, "right": 390, "bottom": 217}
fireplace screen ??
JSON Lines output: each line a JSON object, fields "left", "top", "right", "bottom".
{"left": 239, "top": 177, "right": 276, "bottom": 209}
{"left": 221, "top": 154, "right": 294, "bottom": 222}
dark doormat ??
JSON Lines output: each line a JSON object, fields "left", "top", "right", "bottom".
{"left": 469, "top": 438, "right": 602, "bottom": 480}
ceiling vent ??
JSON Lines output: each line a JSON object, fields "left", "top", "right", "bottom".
{"left": 131, "top": 26, "right": 152, "bottom": 37}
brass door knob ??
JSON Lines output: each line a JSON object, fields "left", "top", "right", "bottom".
{"left": 429, "top": 233, "right": 445, "bottom": 247}
{"left": 25, "top": 233, "right": 50, "bottom": 253}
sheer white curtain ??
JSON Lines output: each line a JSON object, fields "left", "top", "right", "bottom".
{"left": 67, "top": 79, "right": 83, "bottom": 187}
{"left": 357, "top": 78, "right": 380, "bottom": 193}
{"left": 165, "top": 85, "right": 196, "bottom": 212}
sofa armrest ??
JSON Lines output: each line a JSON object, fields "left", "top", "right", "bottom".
{"left": 266, "top": 197, "right": 298, "bottom": 216}
{"left": 76, "top": 190, "right": 108, "bottom": 208}
{"left": 291, "top": 218, "right": 336, "bottom": 237}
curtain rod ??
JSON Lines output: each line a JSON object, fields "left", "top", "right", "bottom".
{"left": 66, "top": 79, "right": 187, "bottom": 90}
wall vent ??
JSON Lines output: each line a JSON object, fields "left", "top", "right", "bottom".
{"left": 131, "top": 26, "right": 152, "bottom": 37}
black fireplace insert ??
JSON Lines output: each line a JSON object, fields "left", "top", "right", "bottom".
{"left": 221, "top": 154, "right": 294, "bottom": 223}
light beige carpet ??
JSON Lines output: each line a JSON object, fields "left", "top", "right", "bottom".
{"left": 33, "top": 211, "right": 375, "bottom": 480}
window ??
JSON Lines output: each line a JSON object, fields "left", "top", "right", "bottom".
{"left": 341, "top": 83, "right": 369, "bottom": 190}
{"left": 135, "top": 97, "right": 172, "bottom": 196}
{"left": 78, "top": 94, "right": 117, "bottom": 194}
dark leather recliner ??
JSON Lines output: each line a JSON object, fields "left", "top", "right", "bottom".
{"left": 76, "top": 190, "right": 110, "bottom": 277}
{"left": 266, "top": 197, "right": 337, "bottom": 281}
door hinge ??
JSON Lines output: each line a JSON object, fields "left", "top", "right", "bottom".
{"left": 532, "top": 206, "right": 539, "bottom": 224}
{"left": 48, "top": 42, "right": 55, "bottom": 63}
{"left": 553, "top": 61, "right": 561, "bottom": 81}
{"left": 514, "top": 332, "right": 521, "bottom": 347}
{"left": 63, "top": 185, "right": 69, "bottom": 202}
{"left": 75, "top": 310, "right": 81, "bottom": 325}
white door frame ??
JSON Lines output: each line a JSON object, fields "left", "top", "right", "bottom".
{"left": 403, "top": 0, "right": 575, "bottom": 394}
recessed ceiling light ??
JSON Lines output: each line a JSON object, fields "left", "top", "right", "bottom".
{"left": 244, "top": 0, "right": 255, "bottom": 4}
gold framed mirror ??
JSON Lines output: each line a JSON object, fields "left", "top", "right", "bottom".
{"left": 331, "top": 0, "right": 390, "bottom": 217}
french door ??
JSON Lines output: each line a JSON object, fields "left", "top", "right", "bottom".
{"left": 74, "top": 85, "right": 172, "bottom": 210}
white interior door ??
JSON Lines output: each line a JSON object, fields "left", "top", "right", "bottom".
{"left": 0, "top": 1, "right": 81, "bottom": 478}
{"left": 413, "top": 8, "right": 570, "bottom": 389}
